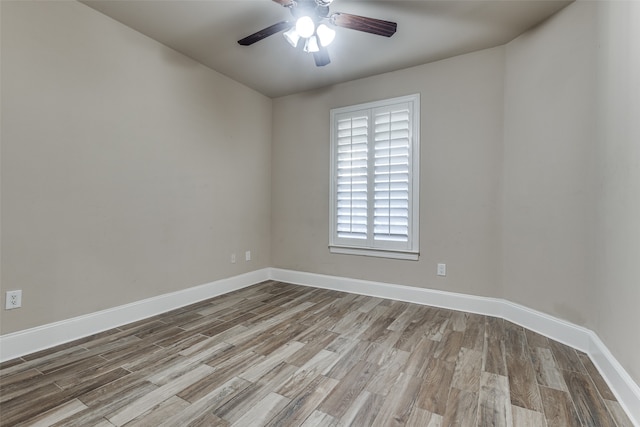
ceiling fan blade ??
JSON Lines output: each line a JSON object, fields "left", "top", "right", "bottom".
{"left": 238, "top": 21, "right": 292, "bottom": 46}
{"left": 313, "top": 46, "right": 331, "bottom": 67}
{"left": 331, "top": 13, "right": 397, "bottom": 37}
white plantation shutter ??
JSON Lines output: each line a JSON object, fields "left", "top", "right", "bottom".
{"left": 336, "top": 114, "right": 369, "bottom": 240}
{"left": 374, "top": 104, "right": 411, "bottom": 244}
{"left": 330, "top": 94, "right": 419, "bottom": 260}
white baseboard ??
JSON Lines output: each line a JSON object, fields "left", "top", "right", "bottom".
{"left": 1, "top": 267, "right": 637, "bottom": 425}
{"left": 269, "top": 268, "right": 640, "bottom": 426}
{"left": 0, "top": 268, "right": 270, "bottom": 362}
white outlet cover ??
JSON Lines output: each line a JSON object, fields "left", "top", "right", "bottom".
{"left": 5, "top": 290, "right": 22, "bottom": 309}
{"left": 245, "top": 251, "right": 251, "bottom": 261}
{"left": 437, "top": 263, "right": 447, "bottom": 276}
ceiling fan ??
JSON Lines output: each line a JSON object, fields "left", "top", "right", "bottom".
{"left": 238, "top": 0, "right": 397, "bottom": 67}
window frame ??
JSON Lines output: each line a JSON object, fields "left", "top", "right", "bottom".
{"left": 329, "top": 93, "right": 420, "bottom": 260}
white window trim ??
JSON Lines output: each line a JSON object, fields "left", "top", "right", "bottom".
{"left": 329, "top": 246, "right": 419, "bottom": 260}
{"left": 329, "top": 93, "right": 420, "bottom": 260}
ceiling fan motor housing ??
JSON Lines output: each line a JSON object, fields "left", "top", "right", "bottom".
{"left": 290, "top": 0, "right": 330, "bottom": 21}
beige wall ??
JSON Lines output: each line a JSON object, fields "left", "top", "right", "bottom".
{"left": 272, "top": 48, "right": 505, "bottom": 298}
{"left": 503, "top": 0, "right": 640, "bottom": 386}
{"left": 502, "top": 1, "right": 598, "bottom": 327}
{"left": 594, "top": 0, "right": 640, "bottom": 385}
{"left": 0, "top": 1, "right": 272, "bottom": 333}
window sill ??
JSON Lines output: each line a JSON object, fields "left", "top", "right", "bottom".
{"left": 329, "top": 245, "right": 419, "bottom": 261}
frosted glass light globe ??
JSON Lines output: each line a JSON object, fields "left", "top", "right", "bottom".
{"left": 316, "top": 24, "right": 335, "bottom": 47}
{"left": 283, "top": 27, "right": 300, "bottom": 47}
{"left": 296, "top": 16, "right": 315, "bottom": 38}
{"left": 304, "top": 36, "right": 320, "bottom": 53}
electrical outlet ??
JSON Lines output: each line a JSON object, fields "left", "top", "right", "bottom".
{"left": 437, "top": 263, "right": 447, "bottom": 277}
{"left": 5, "top": 290, "right": 22, "bottom": 310}
{"left": 231, "top": 253, "right": 236, "bottom": 264}
{"left": 245, "top": 251, "right": 251, "bottom": 261}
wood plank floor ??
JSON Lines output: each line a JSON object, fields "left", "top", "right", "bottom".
{"left": 0, "top": 281, "right": 634, "bottom": 426}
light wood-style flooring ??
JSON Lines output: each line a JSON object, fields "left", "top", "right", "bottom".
{"left": 0, "top": 281, "right": 634, "bottom": 426}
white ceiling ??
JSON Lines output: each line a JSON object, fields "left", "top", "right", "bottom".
{"left": 82, "top": 0, "right": 572, "bottom": 98}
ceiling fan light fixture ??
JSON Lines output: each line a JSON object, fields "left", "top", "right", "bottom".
{"left": 316, "top": 24, "right": 335, "bottom": 47}
{"left": 296, "top": 16, "right": 315, "bottom": 38}
{"left": 283, "top": 27, "right": 300, "bottom": 47}
{"left": 238, "top": 0, "right": 398, "bottom": 68}
{"left": 304, "top": 35, "right": 320, "bottom": 53}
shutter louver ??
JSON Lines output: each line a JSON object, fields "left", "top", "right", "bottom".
{"left": 373, "top": 105, "right": 411, "bottom": 243}
{"left": 336, "top": 115, "right": 368, "bottom": 240}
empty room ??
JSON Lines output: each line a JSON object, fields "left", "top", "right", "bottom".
{"left": 1, "top": 0, "right": 638, "bottom": 425}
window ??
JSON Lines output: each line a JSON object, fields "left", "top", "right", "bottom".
{"left": 329, "top": 94, "right": 420, "bottom": 260}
